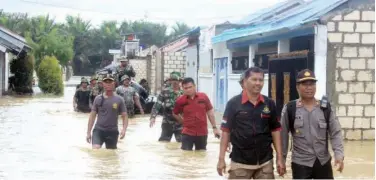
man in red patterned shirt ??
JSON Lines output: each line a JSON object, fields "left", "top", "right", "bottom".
{"left": 173, "top": 77, "right": 220, "bottom": 151}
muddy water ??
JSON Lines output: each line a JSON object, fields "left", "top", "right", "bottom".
{"left": 0, "top": 87, "right": 374, "bottom": 179}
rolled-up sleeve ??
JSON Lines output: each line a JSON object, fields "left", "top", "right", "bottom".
{"left": 221, "top": 100, "right": 234, "bottom": 133}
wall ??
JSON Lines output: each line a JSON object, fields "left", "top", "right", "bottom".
{"left": 327, "top": 7, "right": 375, "bottom": 140}
{"left": 0, "top": 51, "right": 4, "bottom": 96}
{"left": 198, "top": 73, "right": 214, "bottom": 103}
{"left": 162, "top": 52, "right": 186, "bottom": 82}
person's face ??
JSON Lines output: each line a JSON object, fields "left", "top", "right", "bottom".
{"left": 182, "top": 82, "right": 196, "bottom": 96}
{"left": 170, "top": 79, "right": 180, "bottom": 89}
{"left": 98, "top": 82, "right": 103, "bottom": 88}
{"left": 123, "top": 78, "right": 130, "bottom": 86}
{"left": 103, "top": 80, "right": 115, "bottom": 91}
{"left": 297, "top": 80, "right": 316, "bottom": 99}
{"left": 81, "top": 82, "right": 88, "bottom": 88}
{"left": 243, "top": 72, "right": 264, "bottom": 94}
{"left": 121, "top": 61, "right": 128, "bottom": 67}
{"left": 90, "top": 80, "right": 97, "bottom": 86}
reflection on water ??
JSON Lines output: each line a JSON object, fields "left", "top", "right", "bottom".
{"left": 0, "top": 87, "right": 374, "bottom": 179}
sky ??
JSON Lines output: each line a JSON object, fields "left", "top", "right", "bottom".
{"left": 1, "top": 0, "right": 285, "bottom": 30}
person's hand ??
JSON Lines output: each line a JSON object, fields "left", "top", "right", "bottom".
{"left": 86, "top": 133, "right": 91, "bottom": 143}
{"left": 217, "top": 159, "right": 226, "bottom": 176}
{"left": 149, "top": 118, "right": 156, "bottom": 128}
{"left": 120, "top": 129, "right": 126, "bottom": 139}
{"left": 276, "top": 158, "right": 286, "bottom": 177}
{"left": 213, "top": 128, "right": 221, "bottom": 138}
{"left": 227, "top": 143, "right": 232, "bottom": 153}
{"left": 334, "top": 158, "right": 344, "bottom": 173}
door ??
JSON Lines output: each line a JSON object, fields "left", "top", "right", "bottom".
{"left": 215, "top": 57, "right": 228, "bottom": 112}
{"left": 268, "top": 54, "right": 314, "bottom": 116}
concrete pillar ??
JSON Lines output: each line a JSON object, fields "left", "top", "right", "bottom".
{"left": 249, "top": 44, "right": 258, "bottom": 67}
{"left": 228, "top": 50, "right": 232, "bottom": 74}
{"left": 314, "top": 24, "right": 328, "bottom": 99}
{"left": 278, "top": 39, "right": 290, "bottom": 53}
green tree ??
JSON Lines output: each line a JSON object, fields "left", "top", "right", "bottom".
{"left": 37, "top": 55, "right": 63, "bottom": 95}
{"left": 9, "top": 54, "right": 34, "bottom": 94}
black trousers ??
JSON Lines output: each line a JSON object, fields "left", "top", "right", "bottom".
{"left": 292, "top": 158, "right": 334, "bottom": 179}
{"left": 158, "top": 122, "right": 182, "bottom": 142}
{"left": 181, "top": 134, "right": 207, "bottom": 151}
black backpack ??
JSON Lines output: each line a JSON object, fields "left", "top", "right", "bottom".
{"left": 286, "top": 96, "right": 331, "bottom": 152}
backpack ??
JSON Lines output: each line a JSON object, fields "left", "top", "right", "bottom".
{"left": 286, "top": 96, "right": 331, "bottom": 152}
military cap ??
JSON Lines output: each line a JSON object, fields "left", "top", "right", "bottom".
{"left": 169, "top": 71, "right": 181, "bottom": 81}
{"left": 81, "top": 78, "right": 89, "bottom": 83}
{"left": 81, "top": 77, "right": 85, "bottom": 80}
{"left": 296, "top": 69, "right": 317, "bottom": 83}
{"left": 102, "top": 74, "right": 115, "bottom": 81}
{"left": 90, "top": 75, "right": 97, "bottom": 82}
{"left": 120, "top": 74, "right": 130, "bottom": 82}
{"left": 97, "top": 77, "right": 103, "bottom": 83}
{"left": 118, "top": 56, "right": 128, "bottom": 62}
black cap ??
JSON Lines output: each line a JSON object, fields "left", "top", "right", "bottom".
{"left": 296, "top": 69, "right": 317, "bottom": 83}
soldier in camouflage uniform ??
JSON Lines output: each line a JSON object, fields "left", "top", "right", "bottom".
{"left": 116, "top": 75, "right": 144, "bottom": 118}
{"left": 89, "top": 76, "right": 97, "bottom": 90}
{"left": 149, "top": 72, "right": 183, "bottom": 142}
{"left": 89, "top": 76, "right": 104, "bottom": 108}
{"left": 73, "top": 78, "right": 91, "bottom": 113}
{"left": 115, "top": 56, "right": 136, "bottom": 86}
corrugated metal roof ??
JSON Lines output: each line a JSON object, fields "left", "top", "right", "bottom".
{"left": 212, "top": 0, "right": 348, "bottom": 44}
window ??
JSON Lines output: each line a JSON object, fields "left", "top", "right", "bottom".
{"left": 231, "top": 56, "right": 249, "bottom": 74}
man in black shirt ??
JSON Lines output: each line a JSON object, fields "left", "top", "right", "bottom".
{"left": 74, "top": 78, "right": 91, "bottom": 113}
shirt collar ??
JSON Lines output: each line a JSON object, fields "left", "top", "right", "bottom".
{"left": 241, "top": 91, "right": 264, "bottom": 105}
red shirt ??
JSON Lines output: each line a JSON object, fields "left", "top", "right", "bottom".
{"left": 173, "top": 92, "right": 213, "bottom": 136}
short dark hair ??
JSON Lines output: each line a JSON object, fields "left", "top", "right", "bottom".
{"left": 181, "top": 77, "right": 195, "bottom": 85}
{"left": 243, "top": 66, "right": 264, "bottom": 80}
{"left": 139, "top": 79, "right": 147, "bottom": 84}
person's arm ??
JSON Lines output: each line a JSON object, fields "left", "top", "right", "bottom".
{"left": 150, "top": 92, "right": 164, "bottom": 119}
{"left": 280, "top": 105, "right": 290, "bottom": 164}
{"left": 219, "top": 100, "right": 234, "bottom": 160}
{"left": 133, "top": 92, "right": 144, "bottom": 114}
{"left": 269, "top": 100, "right": 283, "bottom": 159}
{"left": 172, "top": 96, "right": 184, "bottom": 124}
{"left": 205, "top": 94, "right": 216, "bottom": 128}
{"left": 87, "top": 96, "right": 99, "bottom": 135}
{"left": 329, "top": 105, "right": 344, "bottom": 163}
{"left": 119, "top": 98, "right": 128, "bottom": 133}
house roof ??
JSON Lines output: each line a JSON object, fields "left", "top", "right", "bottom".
{"left": 212, "top": 0, "right": 348, "bottom": 44}
{"left": 160, "top": 37, "right": 189, "bottom": 52}
{"left": 0, "top": 25, "right": 31, "bottom": 53}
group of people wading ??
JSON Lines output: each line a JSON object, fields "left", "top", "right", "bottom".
{"left": 82, "top": 61, "right": 345, "bottom": 179}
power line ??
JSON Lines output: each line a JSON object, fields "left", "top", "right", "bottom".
{"left": 18, "top": 0, "right": 248, "bottom": 21}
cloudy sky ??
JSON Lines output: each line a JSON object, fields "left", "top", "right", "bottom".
{"left": 1, "top": 0, "right": 284, "bottom": 29}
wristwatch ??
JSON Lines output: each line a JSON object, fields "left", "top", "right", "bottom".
{"left": 213, "top": 126, "right": 217, "bottom": 129}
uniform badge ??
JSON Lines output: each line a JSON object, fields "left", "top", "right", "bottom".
{"left": 304, "top": 71, "right": 310, "bottom": 76}
{"left": 296, "top": 129, "right": 300, "bottom": 134}
{"left": 262, "top": 106, "right": 270, "bottom": 114}
{"left": 112, "top": 103, "right": 118, "bottom": 109}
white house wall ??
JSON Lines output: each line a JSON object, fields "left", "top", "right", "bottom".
{"left": 198, "top": 73, "right": 214, "bottom": 103}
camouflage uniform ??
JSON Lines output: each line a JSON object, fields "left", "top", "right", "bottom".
{"left": 116, "top": 75, "right": 139, "bottom": 118}
{"left": 150, "top": 72, "right": 183, "bottom": 142}
{"left": 115, "top": 57, "right": 136, "bottom": 85}
{"left": 89, "top": 77, "right": 104, "bottom": 107}
{"left": 74, "top": 78, "right": 91, "bottom": 113}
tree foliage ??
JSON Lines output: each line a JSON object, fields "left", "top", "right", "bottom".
{"left": 9, "top": 54, "right": 34, "bottom": 94}
{"left": 0, "top": 11, "right": 192, "bottom": 74}
{"left": 37, "top": 56, "right": 64, "bottom": 95}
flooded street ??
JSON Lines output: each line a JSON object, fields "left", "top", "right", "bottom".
{"left": 0, "top": 87, "right": 374, "bottom": 179}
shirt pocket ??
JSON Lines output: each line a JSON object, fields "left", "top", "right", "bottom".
{"left": 293, "top": 116, "right": 304, "bottom": 137}
{"left": 317, "top": 118, "right": 328, "bottom": 140}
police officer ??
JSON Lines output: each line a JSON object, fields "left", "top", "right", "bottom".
{"left": 149, "top": 72, "right": 183, "bottom": 142}
{"left": 74, "top": 78, "right": 91, "bottom": 113}
{"left": 280, "top": 69, "right": 344, "bottom": 179}
{"left": 115, "top": 56, "right": 136, "bottom": 86}
{"left": 217, "top": 67, "right": 284, "bottom": 179}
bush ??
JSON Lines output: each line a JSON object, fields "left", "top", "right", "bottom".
{"left": 9, "top": 54, "right": 34, "bottom": 94}
{"left": 37, "top": 55, "right": 64, "bottom": 95}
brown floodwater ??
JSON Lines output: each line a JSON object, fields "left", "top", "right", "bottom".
{"left": 0, "top": 86, "right": 374, "bottom": 179}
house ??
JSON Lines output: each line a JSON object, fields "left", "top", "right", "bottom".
{"left": 0, "top": 26, "right": 31, "bottom": 96}
{"left": 211, "top": 0, "right": 375, "bottom": 140}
